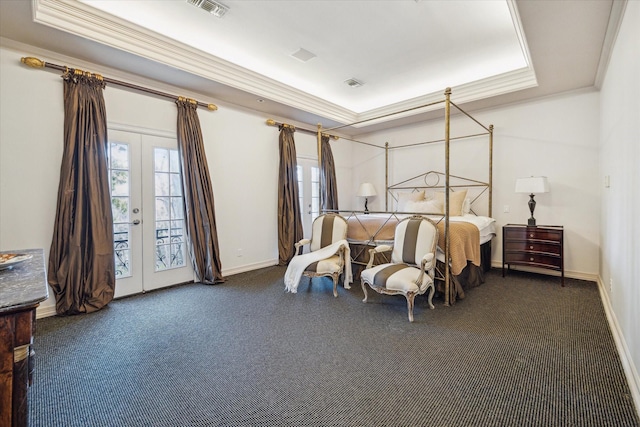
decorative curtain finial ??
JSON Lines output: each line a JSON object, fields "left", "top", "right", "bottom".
{"left": 21, "top": 57, "right": 45, "bottom": 68}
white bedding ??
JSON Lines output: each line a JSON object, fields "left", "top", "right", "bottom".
{"left": 445, "top": 214, "right": 496, "bottom": 244}
{"left": 345, "top": 212, "right": 496, "bottom": 244}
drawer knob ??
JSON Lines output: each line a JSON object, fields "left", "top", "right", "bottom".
{"left": 530, "top": 257, "right": 534, "bottom": 261}
{"left": 530, "top": 245, "right": 533, "bottom": 250}
{"left": 529, "top": 233, "right": 534, "bottom": 238}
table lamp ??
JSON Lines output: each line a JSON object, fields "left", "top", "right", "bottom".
{"left": 515, "top": 176, "right": 549, "bottom": 226}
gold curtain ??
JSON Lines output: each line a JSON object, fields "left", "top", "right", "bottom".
{"left": 278, "top": 127, "right": 304, "bottom": 265}
{"left": 320, "top": 135, "right": 339, "bottom": 212}
{"left": 48, "top": 70, "right": 115, "bottom": 315}
{"left": 176, "top": 99, "right": 224, "bottom": 284}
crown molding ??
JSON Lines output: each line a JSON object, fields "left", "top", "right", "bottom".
{"left": 32, "top": 0, "right": 356, "bottom": 123}
{"left": 351, "top": 66, "right": 537, "bottom": 128}
{"left": 32, "top": 0, "right": 538, "bottom": 128}
{"left": 594, "top": 0, "right": 627, "bottom": 89}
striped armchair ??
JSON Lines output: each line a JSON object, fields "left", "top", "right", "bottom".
{"left": 294, "top": 213, "right": 349, "bottom": 297}
{"left": 360, "top": 215, "right": 438, "bottom": 322}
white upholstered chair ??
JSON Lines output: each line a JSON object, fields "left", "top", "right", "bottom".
{"left": 294, "top": 213, "right": 349, "bottom": 297}
{"left": 360, "top": 215, "right": 438, "bottom": 322}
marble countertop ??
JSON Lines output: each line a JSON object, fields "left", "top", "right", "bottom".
{"left": 0, "top": 248, "right": 49, "bottom": 313}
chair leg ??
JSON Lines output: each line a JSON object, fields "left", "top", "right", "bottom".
{"left": 427, "top": 284, "right": 435, "bottom": 309}
{"left": 361, "top": 281, "right": 369, "bottom": 303}
{"left": 332, "top": 274, "right": 338, "bottom": 298}
{"left": 406, "top": 292, "right": 416, "bottom": 322}
{"left": 341, "top": 271, "right": 351, "bottom": 290}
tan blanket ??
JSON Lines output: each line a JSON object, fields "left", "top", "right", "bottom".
{"left": 437, "top": 221, "right": 480, "bottom": 275}
{"left": 346, "top": 215, "right": 398, "bottom": 242}
{"left": 346, "top": 214, "right": 480, "bottom": 276}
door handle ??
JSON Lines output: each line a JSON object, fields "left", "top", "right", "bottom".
{"left": 131, "top": 219, "right": 141, "bottom": 225}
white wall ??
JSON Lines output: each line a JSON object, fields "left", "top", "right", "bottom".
{"left": 0, "top": 42, "right": 352, "bottom": 315}
{"left": 599, "top": 0, "right": 640, "bottom": 410}
{"left": 0, "top": 45, "right": 62, "bottom": 277}
{"left": 356, "top": 90, "right": 601, "bottom": 279}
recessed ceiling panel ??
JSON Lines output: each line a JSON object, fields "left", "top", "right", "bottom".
{"left": 79, "top": 0, "right": 531, "bottom": 113}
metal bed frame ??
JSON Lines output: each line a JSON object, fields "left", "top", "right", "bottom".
{"left": 316, "top": 88, "right": 494, "bottom": 306}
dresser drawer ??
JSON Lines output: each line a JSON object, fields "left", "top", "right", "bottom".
{"left": 504, "top": 241, "right": 561, "bottom": 255}
{"left": 504, "top": 252, "right": 562, "bottom": 269}
{"left": 504, "top": 227, "right": 563, "bottom": 241}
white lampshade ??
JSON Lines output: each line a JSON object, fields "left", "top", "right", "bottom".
{"left": 515, "top": 176, "right": 549, "bottom": 194}
{"left": 357, "top": 182, "right": 377, "bottom": 198}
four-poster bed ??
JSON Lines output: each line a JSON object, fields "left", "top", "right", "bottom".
{"left": 316, "top": 88, "right": 494, "bottom": 306}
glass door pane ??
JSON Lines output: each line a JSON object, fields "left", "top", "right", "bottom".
{"left": 108, "top": 130, "right": 144, "bottom": 298}
{"left": 153, "top": 147, "right": 186, "bottom": 271}
{"left": 141, "top": 134, "right": 193, "bottom": 291}
{"left": 108, "top": 142, "right": 132, "bottom": 278}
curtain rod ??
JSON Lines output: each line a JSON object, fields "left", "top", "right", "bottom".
{"left": 21, "top": 56, "right": 217, "bottom": 111}
{"left": 266, "top": 119, "right": 339, "bottom": 140}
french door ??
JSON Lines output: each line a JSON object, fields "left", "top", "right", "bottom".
{"left": 108, "top": 128, "right": 194, "bottom": 298}
{"left": 297, "top": 158, "right": 320, "bottom": 239}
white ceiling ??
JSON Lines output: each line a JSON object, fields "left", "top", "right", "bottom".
{"left": 0, "top": 0, "right": 620, "bottom": 134}
{"left": 80, "top": 0, "right": 531, "bottom": 113}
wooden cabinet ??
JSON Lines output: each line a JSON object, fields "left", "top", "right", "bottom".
{"left": 502, "top": 224, "right": 564, "bottom": 285}
{"left": 0, "top": 305, "right": 38, "bottom": 427}
{"left": 0, "top": 249, "right": 48, "bottom": 427}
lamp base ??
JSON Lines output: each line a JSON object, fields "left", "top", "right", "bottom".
{"left": 527, "top": 194, "right": 537, "bottom": 227}
{"left": 364, "top": 198, "right": 369, "bottom": 214}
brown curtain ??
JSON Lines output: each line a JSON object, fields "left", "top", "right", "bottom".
{"left": 176, "top": 99, "right": 224, "bottom": 284}
{"left": 48, "top": 70, "right": 115, "bottom": 315}
{"left": 320, "top": 135, "right": 339, "bottom": 212}
{"left": 278, "top": 127, "right": 304, "bottom": 265}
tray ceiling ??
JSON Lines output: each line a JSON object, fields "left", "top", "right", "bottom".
{"left": 0, "top": 0, "right": 619, "bottom": 133}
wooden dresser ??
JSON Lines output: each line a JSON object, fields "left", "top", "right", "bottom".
{"left": 502, "top": 224, "right": 564, "bottom": 286}
{"left": 0, "top": 249, "right": 49, "bottom": 427}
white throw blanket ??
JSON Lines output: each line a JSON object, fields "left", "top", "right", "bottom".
{"left": 284, "top": 239, "right": 352, "bottom": 293}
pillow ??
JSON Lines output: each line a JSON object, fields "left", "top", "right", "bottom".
{"left": 404, "top": 199, "right": 443, "bottom": 214}
{"left": 397, "top": 191, "right": 425, "bottom": 211}
{"left": 462, "top": 197, "right": 471, "bottom": 215}
{"left": 434, "top": 190, "right": 468, "bottom": 216}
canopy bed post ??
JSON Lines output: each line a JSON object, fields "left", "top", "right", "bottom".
{"left": 444, "top": 87, "right": 452, "bottom": 306}
{"left": 385, "top": 142, "right": 389, "bottom": 211}
{"left": 489, "top": 124, "right": 494, "bottom": 217}
{"left": 317, "top": 123, "right": 323, "bottom": 177}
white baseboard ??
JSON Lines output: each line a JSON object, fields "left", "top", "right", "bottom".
{"left": 490, "top": 260, "right": 598, "bottom": 282}
{"left": 222, "top": 259, "right": 279, "bottom": 277}
{"left": 36, "top": 304, "right": 57, "bottom": 319}
{"left": 596, "top": 276, "right": 640, "bottom": 420}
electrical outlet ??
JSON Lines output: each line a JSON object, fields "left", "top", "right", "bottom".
{"left": 237, "top": 249, "right": 243, "bottom": 257}
{"left": 503, "top": 205, "right": 510, "bottom": 213}
{"left": 609, "top": 278, "right": 613, "bottom": 291}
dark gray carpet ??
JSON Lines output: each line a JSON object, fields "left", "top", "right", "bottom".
{"left": 28, "top": 268, "right": 639, "bottom": 426}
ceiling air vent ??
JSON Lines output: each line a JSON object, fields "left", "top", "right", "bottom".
{"left": 291, "top": 48, "right": 316, "bottom": 63}
{"left": 186, "top": 0, "right": 229, "bottom": 18}
{"left": 344, "top": 78, "right": 364, "bottom": 88}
